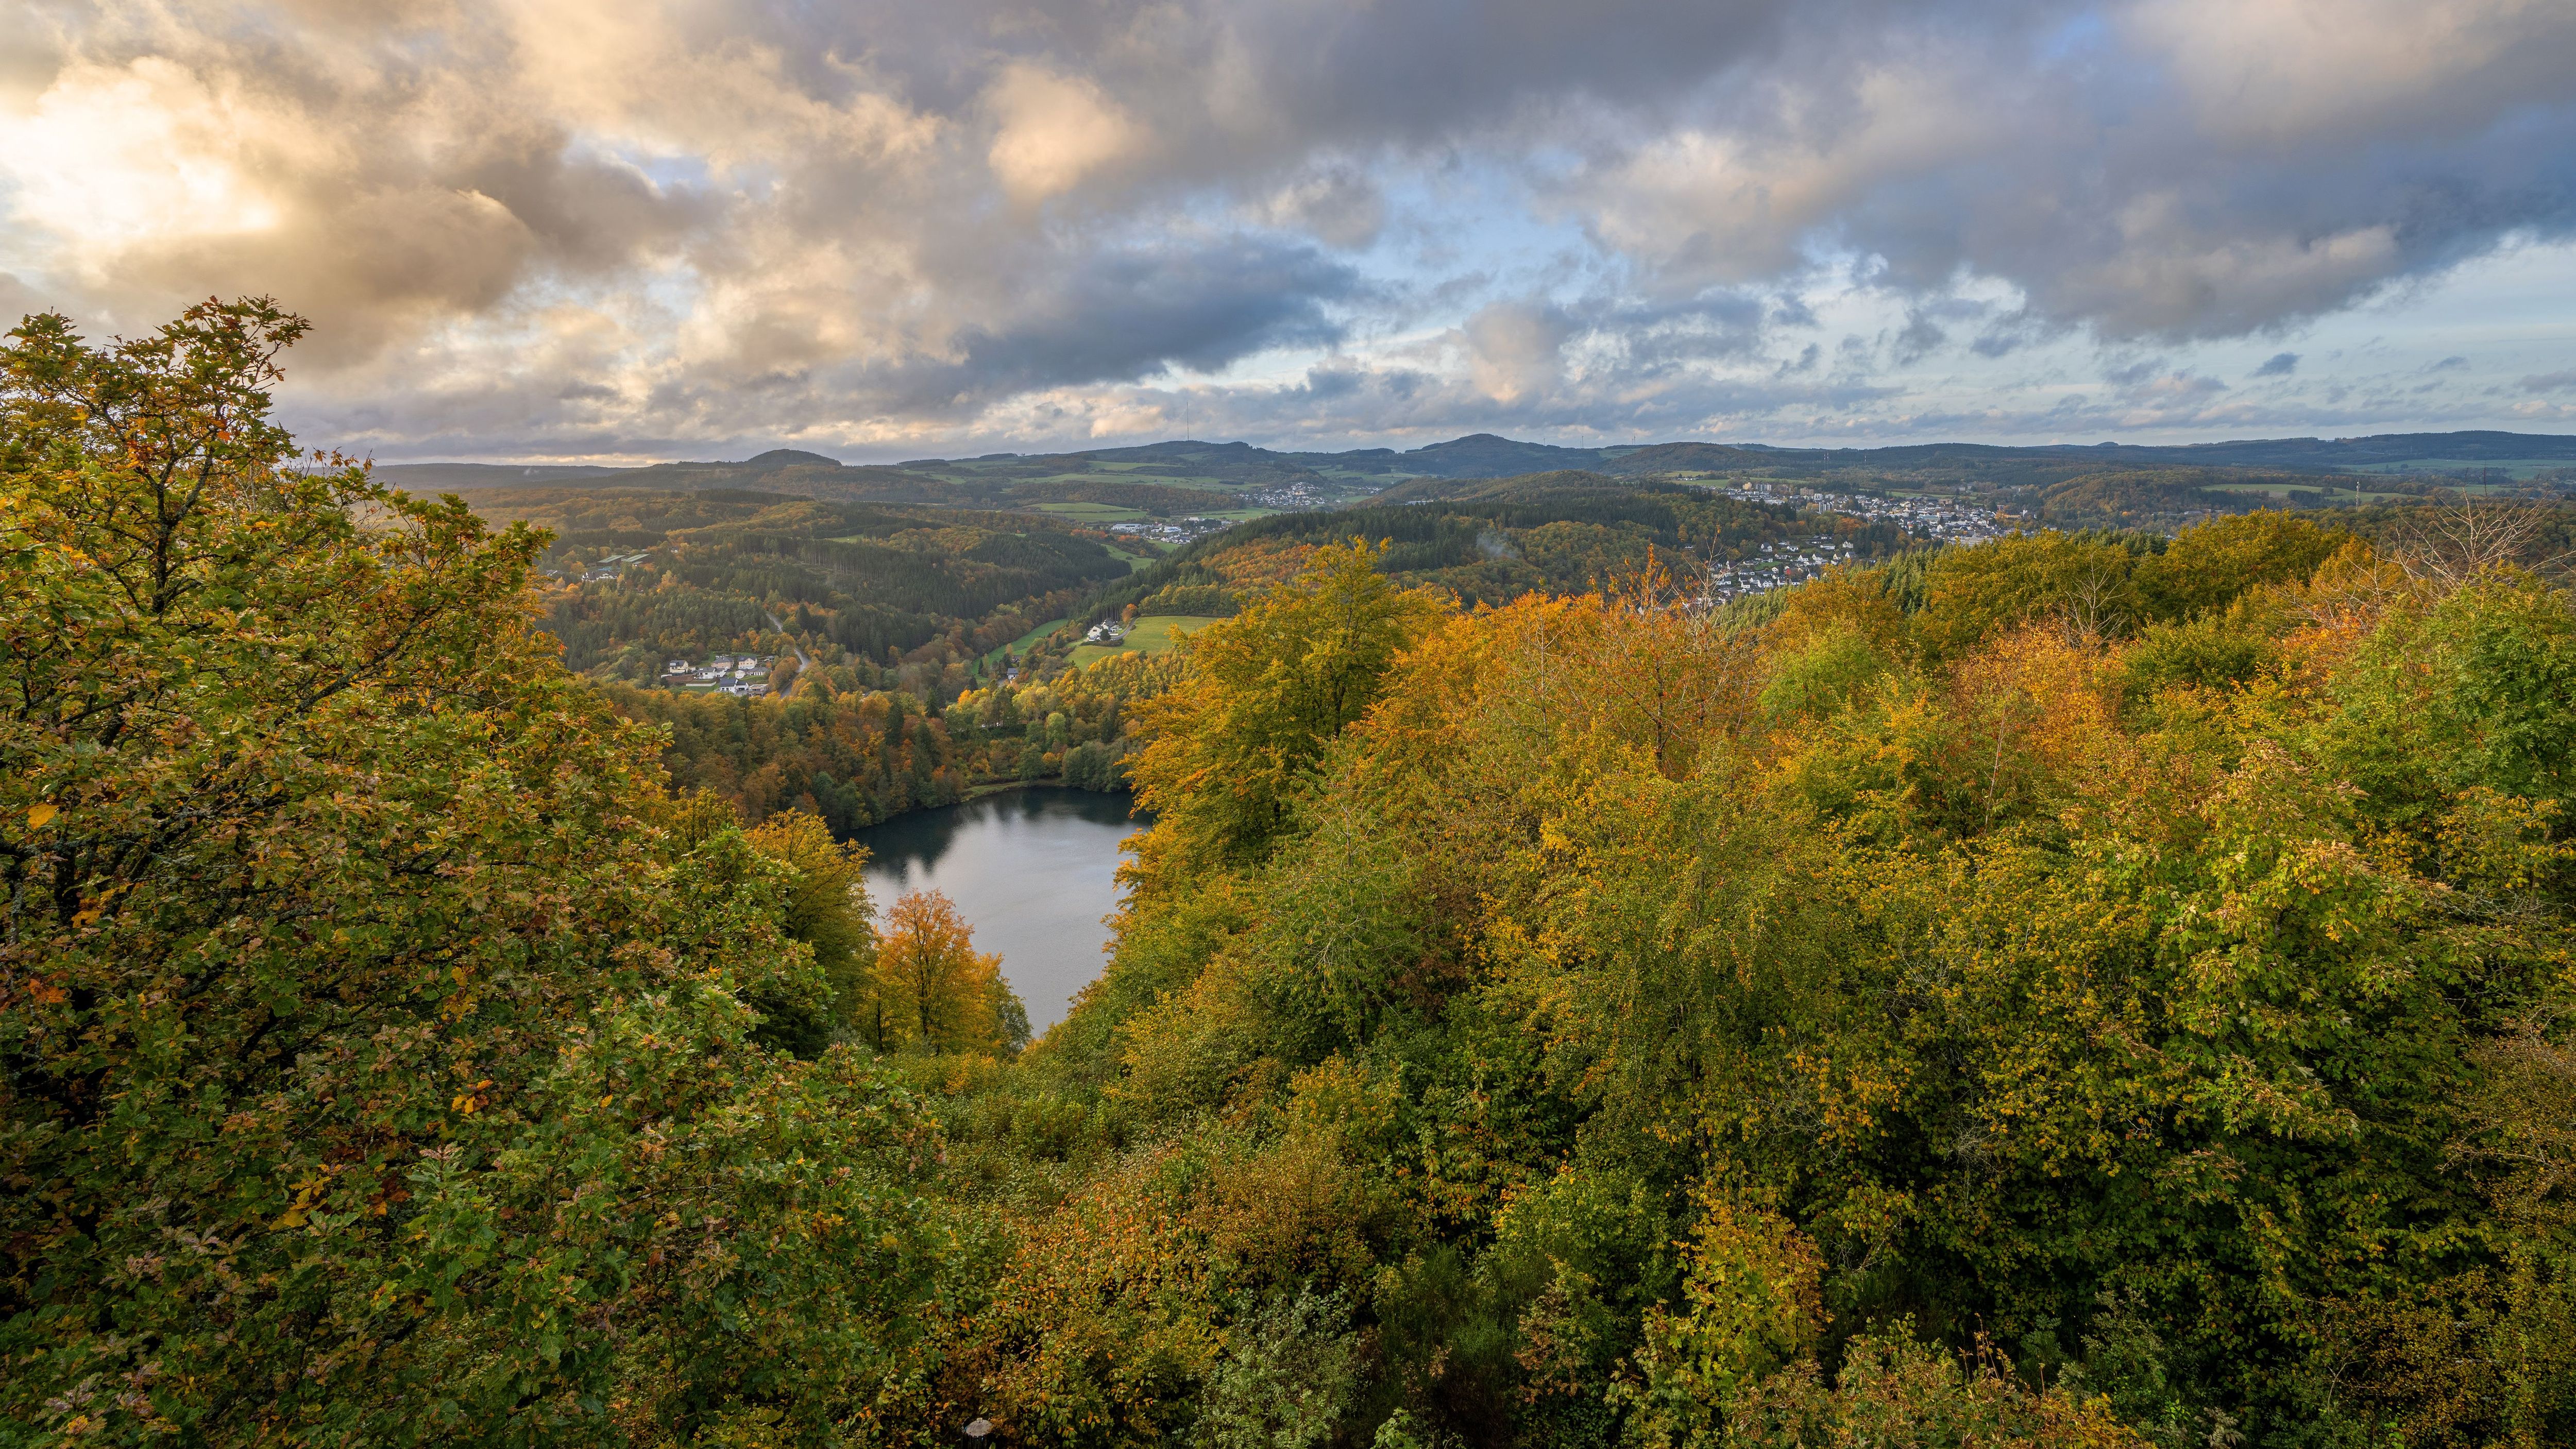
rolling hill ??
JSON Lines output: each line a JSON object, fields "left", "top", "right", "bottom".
{"left": 378, "top": 429, "right": 2576, "bottom": 507}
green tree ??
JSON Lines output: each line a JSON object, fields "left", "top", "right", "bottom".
{"left": 1126, "top": 541, "right": 1444, "bottom": 880}
{"left": 743, "top": 809, "right": 878, "bottom": 1053}
{"left": 1919, "top": 531, "right": 2142, "bottom": 655}
{"left": 2132, "top": 510, "right": 2349, "bottom": 621}
{"left": 0, "top": 301, "right": 956, "bottom": 1444}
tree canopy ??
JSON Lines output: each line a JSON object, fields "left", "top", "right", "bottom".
{"left": 10, "top": 300, "right": 2572, "bottom": 1448}
{"left": 1, "top": 302, "right": 965, "bottom": 1444}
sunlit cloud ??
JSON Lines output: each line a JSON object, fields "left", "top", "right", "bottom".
{"left": 1, "top": 0, "right": 2570, "bottom": 458}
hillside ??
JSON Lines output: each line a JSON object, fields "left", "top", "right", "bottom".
{"left": 378, "top": 428, "right": 2576, "bottom": 502}
{"left": 13, "top": 302, "right": 2576, "bottom": 1447}
{"left": 1042, "top": 474, "right": 1910, "bottom": 633}
{"left": 463, "top": 487, "right": 1130, "bottom": 683}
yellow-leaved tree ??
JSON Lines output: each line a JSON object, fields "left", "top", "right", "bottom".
{"left": 743, "top": 808, "right": 878, "bottom": 1050}
{"left": 868, "top": 889, "right": 1027, "bottom": 1053}
{"left": 1126, "top": 540, "right": 1445, "bottom": 887}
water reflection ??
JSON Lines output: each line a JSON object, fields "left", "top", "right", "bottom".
{"left": 854, "top": 787, "right": 1146, "bottom": 1033}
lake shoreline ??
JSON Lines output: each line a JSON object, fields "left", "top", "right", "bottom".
{"left": 959, "top": 777, "right": 1133, "bottom": 805}
{"left": 854, "top": 787, "right": 1151, "bottom": 1032}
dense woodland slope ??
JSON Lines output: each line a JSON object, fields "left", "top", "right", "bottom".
{"left": 505, "top": 472, "right": 1906, "bottom": 832}
{"left": 415, "top": 421, "right": 2568, "bottom": 836}
{"left": 472, "top": 487, "right": 1130, "bottom": 673}
{"left": 9, "top": 303, "right": 2575, "bottom": 1447}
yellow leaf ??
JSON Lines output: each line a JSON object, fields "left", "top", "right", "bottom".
{"left": 26, "top": 802, "right": 57, "bottom": 829}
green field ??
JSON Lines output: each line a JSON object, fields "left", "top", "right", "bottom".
{"left": 982, "top": 617, "right": 1071, "bottom": 670}
{"left": 1069, "top": 613, "right": 1226, "bottom": 668}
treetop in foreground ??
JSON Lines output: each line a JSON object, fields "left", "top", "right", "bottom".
{"left": 1, "top": 301, "right": 970, "bottom": 1444}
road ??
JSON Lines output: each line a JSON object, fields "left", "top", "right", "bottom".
{"left": 764, "top": 612, "right": 815, "bottom": 671}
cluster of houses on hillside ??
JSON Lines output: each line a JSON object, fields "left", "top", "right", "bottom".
{"left": 1082, "top": 620, "right": 1129, "bottom": 644}
{"left": 1244, "top": 480, "right": 1327, "bottom": 509}
{"left": 1701, "top": 537, "right": 1861, "bottom": 604}
{"left": 664, "top": 654, "right": 779, "bottom": 697}
{"left": 1814, "top": 491, "right": 2019, "bottom": 542}
{"left": 1716, "top": 481, "right": 2018, "bottom": 543}
{"left": 550, "top": 552, "right": 650, "bottom": 584}
{"left": 1106, "top": 516, "right": 1234, "bottom": 545}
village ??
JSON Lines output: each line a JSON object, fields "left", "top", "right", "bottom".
{"left": 661, "top": 653, "right": 783, "bottom": 697}
{"left": 1698, "top": 535, "right": 1861, "bottom": 604}
{"left": 1717, "top": 479, "right": 2020, "bottom": 542}
{"left": 1812, "top": 489, "right": 2021, "bottom": 542}
{"left": 1242, "top": 479, "right": 1332, "bottom": 509}
{"left": 1104, "top": 516, "right": 1236, "bottom": 545}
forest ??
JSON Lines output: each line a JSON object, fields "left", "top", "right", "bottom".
{"left": 1078, "top": 477, "right": 1905, "bottom": 620}
{"left": 477, "top": 487, "right": 1130, "bottom": 676}
{"left": 7, "top": 303, "right": 2572, "bottom": 1448}
{"left": 608, "top": 649, "right": 1167, "bottom": 833}
{"left": 522, "top": 469, "right": 1909, "bottom": 826}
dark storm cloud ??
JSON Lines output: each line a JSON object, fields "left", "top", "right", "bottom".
{"left": 845, "top": 239, "right": 1363, "bottom": 417}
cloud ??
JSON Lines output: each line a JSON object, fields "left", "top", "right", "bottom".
{"left": 2254, "top": 351, "right": 2299, "bottom": 377}
{"left": 2523, "top": 370, "right": 2576, "bottom": 393}
{"left": 1569, "top": 3, "right": 2576, "bottom": 339}
{"left": 2127, "top": 0, "right": 2575, "bottom": 145}
{"left": 1462, "top": 302, "right": 1573, "bottom": 404}
{"left": 1, "top": 0, "right": 2571, "bottom": 455}
{"left": 1252, "top": 165, "right": 1385, "bottom": 250}
{"left": 984, "top": 65, "right": 1147, "bottom": 204}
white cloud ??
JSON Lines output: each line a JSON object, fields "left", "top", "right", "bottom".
{"left": 984, "top": 65, "right": 1147, "bottom": 204}
{"left": 0, "top": 0, "right": 2567, "bottom": 455}
{"left": 1462, "top": 302, "right": 1572, "bottom": 404}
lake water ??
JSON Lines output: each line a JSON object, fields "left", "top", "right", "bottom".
{"left": 854, "top": 788, "right": 1146, "bottom": 1033}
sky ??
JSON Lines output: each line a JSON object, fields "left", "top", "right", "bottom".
{"left": 3, "top": 0, "right": 2574, "bottom": 464}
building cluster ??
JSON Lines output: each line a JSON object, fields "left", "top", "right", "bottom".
{"left": 664, "top": 653, "right": 779, "bottom": 697}
{"left": 1711, "top": 480, "right": 2019, "bottom": 543}
{"left": 1106, "top": 516, "right": 1235, "bottom": 544}
{"left": 1810, "top": 491, "right": 2018, "bottom": 542}
{"left": 1244, "top": 480, "right": 1327, "bottom": 509}
{"left": 563, "top": 551, "right": 651, "bottom": 584}
{"left": 1082, "top": 620, "right": 1129, "bottom": 644}
{"left": 1700, "top": 536, "right": 1860, "bottom": 603}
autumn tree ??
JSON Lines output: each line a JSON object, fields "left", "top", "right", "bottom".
{"left": 2131, "top": 509, "right": 2348, "bottom": 620}
{"left": 743, "top": 809, "right": 877, "bottom": 1053}
{"left": 1126, "top": 540, "right": 1444, "bottom": 882}
{"left": 0, "top": 302, "right": 959, "bottom": 1444}
{"left": 990, "top": 523, "right": 2576, "bottom": 1446}
{"left": 1918, "top": 529, "right": 2145, "bottom": 655}
{"left": 870, "top": 889, "right": 1026, "bottom": 1053}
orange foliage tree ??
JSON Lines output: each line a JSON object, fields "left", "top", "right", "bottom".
{"left": 870, "top": 889, "right": 1026, "bottom": 1053}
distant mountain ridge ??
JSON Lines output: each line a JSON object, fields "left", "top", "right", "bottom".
{"left": 375, "top": 428, "right": 2576, "bottom": 498}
